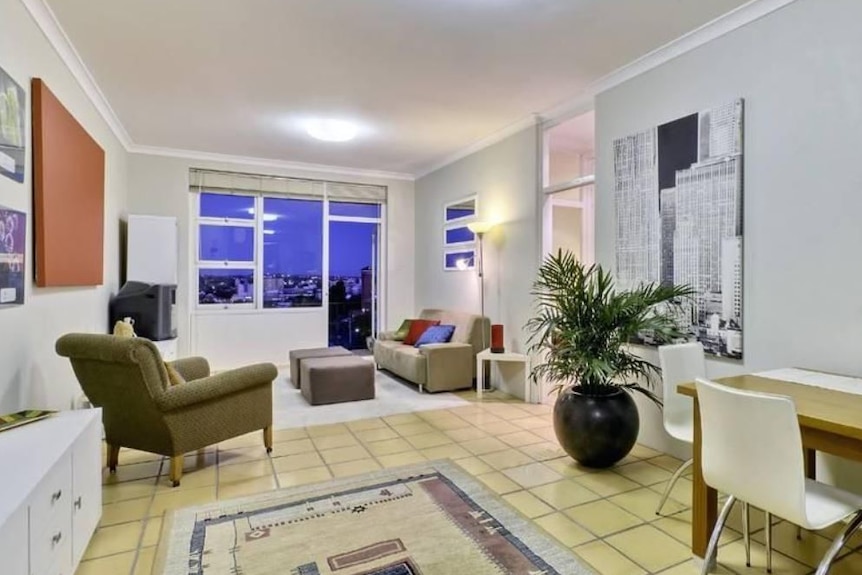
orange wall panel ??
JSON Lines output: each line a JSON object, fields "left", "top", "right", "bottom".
{"left": 32, "top": 78, "right": 105, "bottom": 287}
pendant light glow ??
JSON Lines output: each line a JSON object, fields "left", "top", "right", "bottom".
{"left": 305, "top": 119, "right": 359, "bottom": 142}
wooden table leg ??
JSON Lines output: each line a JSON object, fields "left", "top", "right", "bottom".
{"left": 805, "top": 448, "right": 816, "bottom": 480}
{"left": 692, "top": 396, "right": 717, "bottom": 559}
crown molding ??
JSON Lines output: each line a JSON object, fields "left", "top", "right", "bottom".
{"left": 414, "top": 115, "right": 539, "bottom": 180}
{"left": 129, "top": 145, "right": 416, "bottom": 182}
{"left": 21, "top": 0, "right": 133, "bottom": 148}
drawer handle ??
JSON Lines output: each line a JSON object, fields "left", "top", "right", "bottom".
{"left": 74, "top": 496, "right": 82, "bottom": 510}
{"left": 51, "top": 531, "right": 62, "bottom": 548}
{"left": 51, "top": 489, "right": 62, "bottom": 504}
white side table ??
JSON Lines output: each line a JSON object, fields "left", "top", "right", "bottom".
{"left": 476, "top": 349, "right": 532, "bottom": 402}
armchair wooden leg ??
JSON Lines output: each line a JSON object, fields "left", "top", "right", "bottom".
{"left": 169, "top": 456, "right": 183, "bottom": 487}
{"left": 263, "top": 426, "right": 273, "bottom": 453}
{"left": 107, "top": 443, "right": 120, "bottom": 473}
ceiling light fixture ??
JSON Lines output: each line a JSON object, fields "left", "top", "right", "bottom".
{"left": 305, "top": 119, "right": 358, "bottom": 142}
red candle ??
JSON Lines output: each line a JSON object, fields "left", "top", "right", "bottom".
{"left": 491, "top": 324, "right": 505, "bottom": 353}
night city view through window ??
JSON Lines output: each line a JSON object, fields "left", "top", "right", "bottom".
{"left": 198, "top": 193, "right": 379, "bottom": 350}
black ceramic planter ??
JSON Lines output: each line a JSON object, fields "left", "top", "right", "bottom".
{"left": 553, "top": 387, "right": 639, "bottom": 468}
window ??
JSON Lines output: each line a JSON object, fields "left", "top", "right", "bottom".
{"left": 196, "top": 192, "right": 323, "bottom": 308}
{"left": 329, "top": 201, "right": 380, "bottom": 219}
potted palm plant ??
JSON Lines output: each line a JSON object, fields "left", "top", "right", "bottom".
{"left": 526, "top": 251, "right": 693, "bottom": 468}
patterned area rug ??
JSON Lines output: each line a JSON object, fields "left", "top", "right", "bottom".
{"left": 162, "top": 460, "right": 594, "bottom": 575}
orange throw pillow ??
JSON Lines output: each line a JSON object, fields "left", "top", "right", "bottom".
{"left": 403, "top": 319, "right": 440, "bottom": 346}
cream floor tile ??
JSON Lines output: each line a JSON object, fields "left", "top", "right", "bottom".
{"left": 382, "top": 412, "right": 423, "bottom": 425}
{"left": 511, "top": 416, "right": 553, "bottom": 430}
{"left": 272, "top": 451, "right": 324, "bottom": 473}
{"left": 154, "top": 467, "right": 217, "bottom": 492}
{"left": 606, "top": 524, "right": 691, "bottom": 572}
{"left": 532, "top": 427, "right": 562, "bottom": 442}
{"left": 272, "top": 427, "right": 309, "bottom": 442}
{"left": 419, "top": 444, "right": 471, "bottom": 460}
{"left": 497, "top": 430, "right": 546, "bottom": 448}
{"left": 573, "top": 540, "right": 647, "bottom": 575}
{"left": 565, "top": 500, "right": 643, "bottom": 537}
{"left": 390, "top": 422, "right": 436, "bottom": 437}
{"left": 312, "top": 433, "right": 359, "bottom": 450}
{"left": 103, "top": 460, "right": 162, "bottom": 484}
{"left": 487, "top": 405, "right": 534, "bottom": 420}
{"left": 75, "top": 551, "right": 136, "bottom": 575}
{"left": 609, "top": 487, "right": 686, "bottom": 522}
{"left": 274, "top": 438, "right": 316, "bottom": 455}
{"left": 453, "top": 457, "right": 494, "bottom": 476}
{"left": 116, "top": 449, "right": 162, "bottom": 465}
{"left": 751, "top": 520, "right": 839, "bottom": 568}
{"left": 83, "top": 521, "right": 143, "bottom": 559}
{"left": 101, "top": 497, "right": 152, "bottom": 526}
{"left": 480, "top": 421, "right": 523, "bottom": 435}
{"left": 102, "top": 479, "right": 157, "bottom": 504}
{"left": 614, "top": 460, "right": 674, "bottom": 486}
{"left": 518, "top": 441, "right": 567, "bottom": 462}
{"left": 423, "top": 416, "right": 471, "bottom": 431}
{"left": 544, "top": 456, "right": 592, "bottom": 478}
{"left": 149, "top": 486, "right": 216, "bottom": 517}
{"left": 443, "top": 427, "right": 488, "bottom": 442}
{"left": 141, "top": 517, "right": 162, "bottom": 548}
{"left": 219, "top": 476, "right": 278, "bottom": 499}
{"left": 277, "top": 466, "right": 332, "bottom": 488}
{"left": 330, "top": 458, "right": 383, "bottom": 477}
{"left": 320, "top": 445, "right": 372, "bottom": 464}
{"left": 478, "top": 448, "right": 534, "bottom": 470}
{"left": 629, "top": 444, "right": 663, "bottom": 459}
{"left": 651, "top": 509, "right": 740, "bottom": 548}
{"left": 354, "top": 428, "right": 399, "bottom": 443}
{"left": 715, "top": 538, "right": 811, "bottom": 574}
{"left": 476, "top": 472, "right": 523, "bottom": 495}
{"left": 218, "top": 431, "right": 265, "bottom": 450}
{"left": 649, "top": 476, "right": 694, "bottom": 507}
{"left": 649, "top": 454, "right": 689, "bottom": 473}
{"left": 502, "top": 491, "right": 555, "bottom": 519}
{"left": 455, "top": 412, "right": 503, "bottom": 426}
{"left": 824, "top": 553, "right": 862, "bottom": 575}
{"left": 346, "top": 417, "right": 387, "bottom": 431}
{"left": 365, "top": 438, "right": 414, "bottom": 456}
{"left": 460, "top": 437, "right": 509, "bottom": 455}
{"left": 535, "top": 512, "right": 595, "bottom": 547}
{"left": 573, "top": 470, "right": 641, "bottom": 497}
{"left": 405, "top": 431, "right": 452, "bottom": 449}
{"left": 529, "top": 479, "right": 601, "bottom": 509}
{"left": 502, "top": 462, "right": 563, "bottom": 488}
{"left": 657, "top": 559, "right": 736, "bottom": 575}
{"left": 218, "top": 445, "right": 271, "bottom": 466}
{"left": 376, "top": 451, "right": 428, "bottom": 468}
{"left": 306, "top": 423, "right": 351, "bottom": 437}
{"left": 133, "top": 546, "right": 157, "bottom": 575}
{"left": 218, "top": 459, "right": 273, "bottom": 482}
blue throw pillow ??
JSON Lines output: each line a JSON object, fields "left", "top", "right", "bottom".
{"left": 414, "top": 324, "right": 456, "bottom": 347}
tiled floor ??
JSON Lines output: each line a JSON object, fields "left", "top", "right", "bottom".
{"left": 76, "top": 392, "right": 862, "bottom": 575}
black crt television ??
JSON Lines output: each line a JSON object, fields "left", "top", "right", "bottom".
{"left": 109, "top": 281, "right": 177, "bottom": 341}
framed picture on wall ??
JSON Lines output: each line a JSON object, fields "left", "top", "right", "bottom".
{"left": 0, "top": 206, "right": 25, "bottom": 307}
{"left": 0, "top": 65, "right": 26, "bottom": 183}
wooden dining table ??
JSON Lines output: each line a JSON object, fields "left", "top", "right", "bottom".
{"left": 678, "top": 373, "right": 862, "bottom": 559}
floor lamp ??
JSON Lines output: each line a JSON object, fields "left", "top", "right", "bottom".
{"left": 467, "top": 221, "right": 494, "bottom": 390}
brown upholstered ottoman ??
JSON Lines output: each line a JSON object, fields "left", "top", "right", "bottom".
{"left": 289, "top": 346, "right": 352, "bottom": 388}
{"left": 300, "top": 356, "right": 376, "bottom": 406}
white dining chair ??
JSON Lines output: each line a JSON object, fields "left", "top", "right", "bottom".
{"left": 695, "top": 377, "right": 862, "bottom": 575}
{"left": 655, "top": 342, "right": 704, "bottom": 515}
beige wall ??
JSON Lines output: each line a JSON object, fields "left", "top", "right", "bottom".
{"left": 0, "top": 0, "right": 128, "bottom": 411}
{"left": 127, "top": 153, "right": 415, "bottom": 369}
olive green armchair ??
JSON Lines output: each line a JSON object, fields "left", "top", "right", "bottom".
{"left": 56, "top": 333, "right": 278, "bottom": 487}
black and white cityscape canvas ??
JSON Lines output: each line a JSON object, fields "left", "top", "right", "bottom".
{"left": 613, "top": 99, "right": 743, "bottom": 359}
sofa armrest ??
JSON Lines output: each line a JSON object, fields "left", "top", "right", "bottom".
{"left": 419, "top": 343, "right": 473, "bottom": 392}
{"left": 377, "top": 331, "right": 399, "bottom": 341}
{"left": 156, "top": 363, "right": 278, "bottom": 412}
{"left": 167, "top": 357, "right": 210, "bottom": 382}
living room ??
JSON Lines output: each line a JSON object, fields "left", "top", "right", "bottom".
{"left": 3, "top": 0, "right": 862, "bottom": 574}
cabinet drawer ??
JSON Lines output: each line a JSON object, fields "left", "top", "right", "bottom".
{"left": 29, "top": 452, "right": 72, "bottom": 532}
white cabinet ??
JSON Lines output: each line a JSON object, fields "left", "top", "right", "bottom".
{"left": 0, "top": 410, "right": 102, "bottom": 575}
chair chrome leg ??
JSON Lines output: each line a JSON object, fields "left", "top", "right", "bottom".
{"left": 655, "top": 458, "right": 693, "bottom": 515}
{"left": 796, "top": 524, "right": 802, "bottom": 540}
{"left": 742, "top": 502, "right": 751, "bottom": 567}
{"left": 815, "top": 511, "right": 862, "bottom": 575}
{"left": 700, "top": 495, "right": 737, "bottom": 575}
{"left": 765, "top": 512, "right": 773, "bottom": 574}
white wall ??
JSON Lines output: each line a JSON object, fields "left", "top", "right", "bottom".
{"left": 551, "top": 205, "right": 582, "bottom": 259}
{"left": 127, "top": 153, "right": 414, "bottom": 369}
{"left": 415, "top": 125, "right": 541, "bottom": 400}
{"left": 0, "top": 0, "right": 128, "bottom": 411}
{"left": 595, "top": 0, "right": 862, "bottom": 471}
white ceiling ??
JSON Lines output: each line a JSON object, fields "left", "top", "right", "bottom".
{"left": 45, "top": 0, "right": 750, "bottom": 176}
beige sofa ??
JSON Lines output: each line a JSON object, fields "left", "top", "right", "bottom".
{"left": 373, "top": 309, "right": 490, "bottom": 393}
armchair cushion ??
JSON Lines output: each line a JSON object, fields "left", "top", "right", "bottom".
{"left": 168, "top": 356, "right": 211, "bottom": 382}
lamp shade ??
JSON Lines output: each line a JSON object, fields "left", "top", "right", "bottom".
{"left": 467, "top": 221, "right": 494, "bottom": 235}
